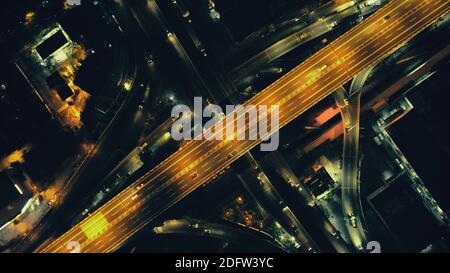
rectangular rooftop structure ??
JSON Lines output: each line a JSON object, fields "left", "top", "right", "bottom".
{"left": 35, "top": 30, "right": 69, "bottom": 60}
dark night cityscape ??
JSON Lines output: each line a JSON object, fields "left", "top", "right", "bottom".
{"left": 0, "top": 0, "right": 449, "bottom": 266}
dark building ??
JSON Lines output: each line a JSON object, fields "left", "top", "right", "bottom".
{"left": 303, "top": 166, "right": 335, "bottom": 198}
{"left": 0, "top": 168, "right": 32, "bottom": 228}
{"left": 0, "top": 172, "right": 20, "bottom": 209}
{"left": 368, "top": 174, "right": 444, "bottom": 251}
{"left": 46, "top": 71, "right": 73, "bottom": 101}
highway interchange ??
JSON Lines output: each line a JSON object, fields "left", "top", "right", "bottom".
{"left": 38, "top": 0, "right": 450, "bottom": 253}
